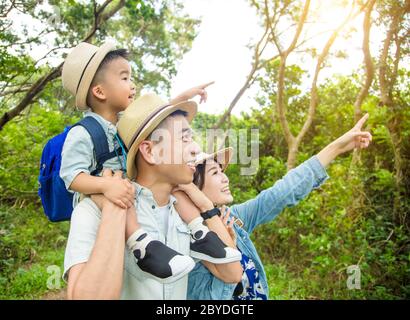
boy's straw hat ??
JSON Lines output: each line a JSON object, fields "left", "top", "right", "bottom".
{"left": 62, "top": 42, "right": 116, "bottom": 111}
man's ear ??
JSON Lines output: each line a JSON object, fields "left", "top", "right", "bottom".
{"left": 138, "top": 141, "right": 156, "bottom": 165}
{"left": 90, "top": 84, "right": 107, "bottom": 101}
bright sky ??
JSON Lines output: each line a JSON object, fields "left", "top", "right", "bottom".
{"left": 169, "top": 0, "right": 262, "bottom": 116}
{"left": 169, "top": 0, "right": 389, "bottom": 116}
{"left": 9, "top": 0, "right": 393, "bottom": 116}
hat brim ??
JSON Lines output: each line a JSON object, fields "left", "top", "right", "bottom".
{"left": 75, "top": 42, "right": 116, "bottom": 111}
{"left": 195, "top": 147, "right": 233, "bottom": 172}
{"left": 126, "top": 100, "right": 197, "bottom": 180}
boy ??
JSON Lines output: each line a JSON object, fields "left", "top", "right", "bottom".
{"left": 60, "top": 42, "right": 240, "bottom": 283}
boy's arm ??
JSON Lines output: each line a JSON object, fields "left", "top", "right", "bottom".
{"left": 173, "top": 190, "right": 243, "bottom": 284}
{"left": 70, "top": 172, "right": 134, "bottom": 209}
{"left": 60, "top": 125, "right": 96, "bottom": 191}
{"left": 60, "top": 125, "right": 108, "bottom": 195}
{"left": 69, "top": 173, "right": 107, "bottom": 195}
{"left": 169, "top": 81, "right": 214, "bottom": 105}
{"left": 60, "top": 126, "right": 134, "bottom": 208}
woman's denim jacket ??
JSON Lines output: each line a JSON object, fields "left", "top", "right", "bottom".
{"left": 187, "top": 156, "right": 329, "bottom": 300}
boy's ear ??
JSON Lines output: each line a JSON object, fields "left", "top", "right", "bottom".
{"left": 138, "top": 141, "right": 157, "bottom": 165}
{"left": 90, "top": 84, "right": 107, "bottom": 101}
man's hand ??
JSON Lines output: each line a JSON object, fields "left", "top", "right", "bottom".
{"left": 317, "top": 113, "right": 372, "bottom": 167}
{"left": 172, "top": 183, "right": 214, "bottom": 212}
{"left": 101, "top": 169, "right": 135, "bottom": 209}
{"left": 170, "top": 81, "right": 215, "bottom": 105}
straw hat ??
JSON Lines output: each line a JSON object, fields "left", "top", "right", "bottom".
{"left": 62, "top": 41, "right": 116, "bottom": 111}
{"left": 195, "top": 147, "right": 233, "bottom": 171}
{"left": 117, "top": 93, "right": 197, "bottom": 180}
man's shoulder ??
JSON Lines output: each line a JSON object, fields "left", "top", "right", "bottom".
{"left": 71, "top": 197, "right": 101, "bottom": 222}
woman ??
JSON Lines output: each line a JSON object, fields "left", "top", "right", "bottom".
{"left": 173, "top": 114, "right": 372, "bottom": 300}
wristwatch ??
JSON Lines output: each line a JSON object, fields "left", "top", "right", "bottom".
{"left": 200, "top": 207, "right": 221, "bottom": 220}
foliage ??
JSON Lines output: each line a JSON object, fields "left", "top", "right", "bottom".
{"left": 0, "top": 0, "right": 199, "bottom": 126}
{"left": 0, "top": 0, "right": 408, "bottom": 300}
{"left": 0, "top": 72, "right": 409, "bottom": 299}
{"left": 0, "top": 203, "right": 68, "bottom": 299}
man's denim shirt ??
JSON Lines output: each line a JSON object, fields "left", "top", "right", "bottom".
{"left": 187, "top": 156, "right": 329, "bottom": 300}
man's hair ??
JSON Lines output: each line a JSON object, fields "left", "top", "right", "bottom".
{"left": 135, "top": 109, "right": 191, "bottom": 174}
{"left": 167, "top": 109, "right": 189, "bottom": 119}
{"left": 86, "top": 48, "right": 129, "bottom": 106}
{"left": 147, "top": 109, "right": 188, "bottom": 141}
{"left": 136, "top": 109, "right": 189, "bottom": 165}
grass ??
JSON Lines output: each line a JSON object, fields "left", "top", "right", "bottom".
{"left": 265, "top": 264, "right": 311, "bottom": 299}
{"left": 0, "top": 202, "right": 407, "bottom": 300}
{"left": 0, "top": 203, "right": 68, "bottom": 299}
{"left": 264, "top": 263, "right": 369, "bottom": 300}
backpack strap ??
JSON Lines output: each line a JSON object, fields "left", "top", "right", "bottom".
{"left": 73, "top": 117, "right": 122, "bottom": 176}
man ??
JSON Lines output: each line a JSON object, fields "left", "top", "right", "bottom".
{"left": 63, "top": 93, "right": 242, "bottom": 299}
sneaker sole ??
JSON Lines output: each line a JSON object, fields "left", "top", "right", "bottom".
{"left": 135, "top": 257, "right": 196, "bottom": 284}
{"left": 190, "top": 250, "right": 242, "bottom": 264}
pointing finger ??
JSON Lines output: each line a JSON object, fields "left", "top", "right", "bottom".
{"left": 354, "top": 113, "right": 369, "bottom": 130}
{"left": 198, "top": 81, "right": 215, "bottom": 89}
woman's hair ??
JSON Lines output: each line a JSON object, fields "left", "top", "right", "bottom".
{"left": 193, "top": 160, "right": 223, "bottom": 190}
{"left": 193, "top": 163, "right": 206, "bottom": 190}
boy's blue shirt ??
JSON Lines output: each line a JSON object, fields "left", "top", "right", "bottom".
{"left": 60, "top": 111, "right": 125, "bottom": 206}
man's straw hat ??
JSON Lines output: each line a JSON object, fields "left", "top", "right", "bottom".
{"left": 117, "top": 93, "right": 198, "bottom": 180}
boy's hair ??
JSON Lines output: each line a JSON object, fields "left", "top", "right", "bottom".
{"left": 98, "top": 49, "right": 129, "bottom": 73}
{"left": 86, "top": 48, "right": 129, "bottom": 107}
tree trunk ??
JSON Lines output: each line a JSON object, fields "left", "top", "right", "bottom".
{"left": 286, "top": 139, "right": 299, "bottom": 171}
{"left": 377, "top": 2, "right": 409, "bottom": 223}
{"left": 272, "top": 1, "right": 364, "bottom": 170}
{"left": 350, "top": 0, "right": 376, "bottom": 168}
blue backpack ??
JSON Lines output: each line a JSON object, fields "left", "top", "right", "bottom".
{"left": 38, "top": 116, "right": 122, "bottom": 222}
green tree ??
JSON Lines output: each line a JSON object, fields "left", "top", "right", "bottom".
{"left": 0, "top": 0, "right": 199, "bottom": 202}
{"left": 0, "top": 0, "right": 199, "bottom": 130}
